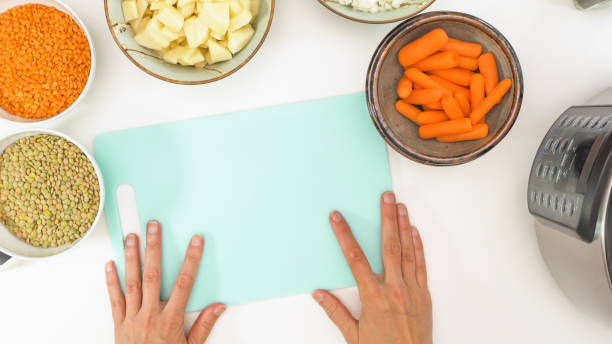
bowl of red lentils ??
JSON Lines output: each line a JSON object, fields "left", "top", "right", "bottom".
{"left": 0, "top": 0, "right": 95, "bottom": 125}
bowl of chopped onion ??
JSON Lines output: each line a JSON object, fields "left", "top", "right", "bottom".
{"left": 317, "top": 0, "right": 436, "bottom": 24}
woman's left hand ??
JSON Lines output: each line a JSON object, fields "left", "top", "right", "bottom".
{"left": 105, "top": 220, "right": 226, "bottom": 344}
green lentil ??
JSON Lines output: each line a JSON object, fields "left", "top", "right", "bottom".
{"left": 0, "top": 135, "right": 100, "bottom": 247}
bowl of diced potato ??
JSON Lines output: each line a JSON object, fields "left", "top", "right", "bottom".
{"left": 104, "top": 0, "right": 274, "bottom": 84}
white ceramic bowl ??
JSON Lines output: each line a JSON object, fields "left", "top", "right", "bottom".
{"left": 0, "top": 0, "right": 95, "bottom": 126}
{"left": 0, "top": 129, "right": 105, "bottom": 261}
{"left": 104, "top": 0, "right": 274, "bottom": 84}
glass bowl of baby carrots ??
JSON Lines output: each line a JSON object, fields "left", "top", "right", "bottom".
{"left": 366, "top": 11, "right": 523, "bottom": 166}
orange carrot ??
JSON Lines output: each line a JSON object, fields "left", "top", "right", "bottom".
{"left": 437, "top": 124, "right": 489, "bottom": 142}
{"left": 398, "top": 28, "right": 448, "bottom": 67}
{"left": 419, "top": 118, "right": 472, "bottom": 139}
{"left": 431, "top": 69, "right": 473, "bottom": 86}
{"left": 414, "top": 51, "right": 459, "bottom": 72}
{"left": 441, "top": 38, "right": 482, "bottom": 57}
{"left": 478, "top": 52, "right": 499, "bottom": 95}
{"left": 413, "top": 83, "right": 424, "bottom": 90}
{"left": 397, "top": 77, "right": 412, "bottom": 99}
{"left": 417, "top": 111, "right": 448, "bottom": 125}
{"left": 441, "top": 94, "right": 464, "bottom": 120}
{"left": 423, "top": 100, "right": 442, "bottom": 110}
{"left": 404, "top": 68, "right": 451, "bottom": 96}
{"left": 470, "top": 78, "right": 512, "bottom": 124}
{"left": 395, "top": 100, "right": 421, "bottom": 123}
{"left": 404, "top": 89, "right": 443, "bottom": 105}
{"left": 469, "top": 73, "right": 485, "bottom": 110}
{"left": 454, "top": 92, "right": 471, "bottom": 115}
{"left": 428, "top": 75, "right": 470, "bottom": 99}
{"left": 457, "top": 56, "right": 478, "bottom": 71}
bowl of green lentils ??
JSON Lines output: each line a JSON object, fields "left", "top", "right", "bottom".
{"left": 0, "top": 129, "right": 104, "bottom": 260}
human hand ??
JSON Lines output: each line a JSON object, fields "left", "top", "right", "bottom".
{"left": 105, "top": 221, "right": 226, "bottom": 344}
{"left": 313, "top": 191, "right": 432, "bottom": 344}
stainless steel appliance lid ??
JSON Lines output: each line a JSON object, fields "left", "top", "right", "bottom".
{"left": 528, "top": 106, "right": 612, "bottom": 243}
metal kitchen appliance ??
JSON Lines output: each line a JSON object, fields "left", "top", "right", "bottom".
{"left": 529, "top": 87, "right": 612, "bottom": 323}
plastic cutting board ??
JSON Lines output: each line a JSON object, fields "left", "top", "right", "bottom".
{"left": 94, "top": 93, "right": 391, "bottom": 311}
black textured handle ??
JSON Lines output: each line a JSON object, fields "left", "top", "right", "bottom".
{"left": 0, "top": 250, "right": 12, "bottom": 265}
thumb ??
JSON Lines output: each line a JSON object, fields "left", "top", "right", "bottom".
{"left": 312, "top": 290, "right": 358, "bottom": 344}
{"left": 187, "top": 303, "right": 226, "bottom": 344}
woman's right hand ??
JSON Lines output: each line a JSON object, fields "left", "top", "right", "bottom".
{"left": 313, "top": 191, "right": 433, "bottom": 344}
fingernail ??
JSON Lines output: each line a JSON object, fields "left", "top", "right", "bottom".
{"left": 331, "top": 211, "right": 343, "bottom": 223}
{"left": 312, "top": 291, "right": 324, "bottom": 302}
{"left": 126, "top": 235, "right": 137, "bottom": 246}
{"left": 411, "top": 227, "right": 419, "bottom": 237}
{"left": 191, "top": 235, "right": 203, "bottom": 247}
{"left": 383, "top": 191, "right": 395, "bottom": 204}
{"left": 105, "top": 261, "right": 114, "bottom": 272}
{"left": 397, "top": 204, "right": 408, "bottom": 216}
{"left": 214, "top": 305, "right": 227, "bottom": 316}
{"left": 147, "top": 221, "right": 159, "bottom": 234}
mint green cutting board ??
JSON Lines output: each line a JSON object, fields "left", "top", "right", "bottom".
{"left": 94, "top": 93, "right": 391, "bottom": 312}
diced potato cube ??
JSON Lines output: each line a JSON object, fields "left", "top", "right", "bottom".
{"left": 136, "top": 0, "right": 149, "bottom": 18}
{"left": 210, "top": 30, "right": 225, "bottom": 41}
{"left": 134, "top": 19, "right": 171, "bottom": 50}
{"left": 239, "top": 0, "right": 256, "bottom": 18}
{"left": 238, "top": 0, "right": 250, "bottom": 10}
{"left": 149, "top": 1, "right": 166, "bottom": 10}
{"left": 196, "top": 1, "right": 204, "bottom": 14}
{"left": 122, "top": 0, "right": 139, "bottom": 21}
{"left": 178, "top": 3, "right": 196, "bottom": 18}
{"left": 228, "top": 10, "right": 251, "bottom": 32}
{"left": 163, "top": 45, "right": 189, "bottom": 64}
{"left": 157, "top": 6, "right": 185, "bottom": 32}
{"left": 249, "top": 0, "right": 259, "bottom": 17}
{"left": 177, "top": 0, "right": 196, "bottom": 6}
{"left": 130, "top": 16, "right": 150, "bottom": 33}
{"left": 179, "top": 46, "right": 205, "bottom": 65}
{"left": 161, "top": 26, "right": 180, "bottom": 41}
{"left": 206, "top": 39, "right": 232, "bottom": 64}
{"left": 229, "top": 0, "right": 242, "bottom": 16}
{"left": 227, "top": 24, "right": 254, "bottom": 54}
{"left": 184, "top": 16, "right": 209, "bottom": 48}
{"left": 194, "top": 60, "right": 207, "bottom": 68}
{"left": 165, "top": 0, "right": 178, "bottom": 5}
{"left": 201, "top": 3, "right": 229, "bottom": 35}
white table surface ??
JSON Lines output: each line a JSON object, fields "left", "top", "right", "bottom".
{"left": 2, "top": 0, "right": 612, "bottom": 343}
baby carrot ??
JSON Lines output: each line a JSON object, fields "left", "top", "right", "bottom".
{"left": 441, "top": 94, "right": 464, "bottom": 120}
{"left": 457, "top": 56, "right": 478, "bottom": 71}
{"left": 405, "top": 89, "right": 443, "bottom": 105}
{"left": 398, "top": 28, "right": 449, "bottom": 67}
{"left": 470, "top": 78, "right": 512, "bottom": 124}
{"left": 397, "top": 77, "right": 412, "bottom": 99}
{"left": 437, "top": 124, "right": 489, "bottom": 142}
{"left": 417, "top": 111, "right": 448, "bottom": 125}
{"left": 431, "top": 68, "right": 473, "bottom": 86}
{"left": 414, "top": 51, "right": 459, "bottom": 72}
{"left": 441, "top": 38, "right": 482, "bottom": 57}
{"left": 404, "top": 68, "right": 451, "bottom": 96}
{"left": 428, "top": 75, "right": 470, "bottom": 99}
{"left": 396, "top": 100, "right": 421, "bottom": 123}
{"left": 454, "top": 92, "right": 471, "bottom": 115}
{"left": 423, "top": 100, "right": 443, "bottom": 110}
{"left": 478, "top": 52, "right": 499, "bottom": 95}
{"left": 469, "top": 73, "right": 485, "bottom": 109}
{"left": 413, "top": 83, "right": 424, "bottom": 90}
{"left": 419, "top": 118, "right": 472, "bottom": 139}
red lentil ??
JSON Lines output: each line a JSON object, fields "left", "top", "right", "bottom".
{"left": 0, "top": 4, "right": 91, "bottom": 119}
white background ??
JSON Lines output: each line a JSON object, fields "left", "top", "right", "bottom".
{"left": 2, "top": 0, "right": 612, "bottom": 343}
